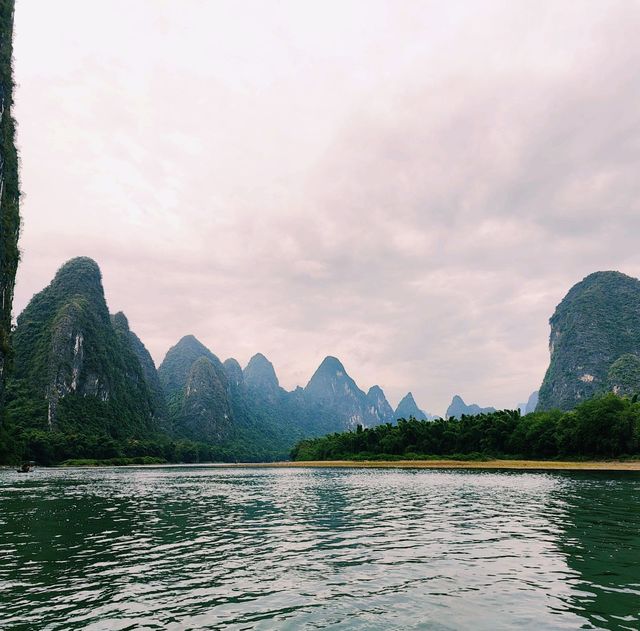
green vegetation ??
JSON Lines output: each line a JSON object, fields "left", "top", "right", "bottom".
{"left": 61, "top": 456, "right": 166, "bottom": 467}
{"left": 0, "top": 0, "right": 20, "bottom": 418}
{"left": 607, "top": 354, "right": 640, "bottom": 398}
{"left": 292, "top": 394, "right": 640, "bottom": 461}
{"left": 0, "top": 427, "right": 288, "bottom": 466}
{"left": 538, "top": 271, "right": 640, "bottom": 411}
{"left": 8, "top": 257, "right": 157, "bottom": 436}
{"left": 4, "top": 255, "right": 640, "bottom": 467}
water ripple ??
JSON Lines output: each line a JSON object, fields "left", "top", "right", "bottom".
{"left": 0, "top": 466, "right": 639, "bottom": 630}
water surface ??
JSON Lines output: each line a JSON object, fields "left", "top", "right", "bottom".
{"left": 1, "top": 466, "right": 638, "bottom": 630}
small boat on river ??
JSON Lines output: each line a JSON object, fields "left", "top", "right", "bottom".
{"left": 16, "top": 461, "right": 35, "bottom": 473}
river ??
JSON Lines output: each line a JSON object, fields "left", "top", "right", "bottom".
{"left": 1, "top": 466, "right": 638, "bottom": 630}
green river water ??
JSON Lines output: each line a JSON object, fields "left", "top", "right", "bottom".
{"left": 0, "top": 466, "right": 638, "bottom": 630}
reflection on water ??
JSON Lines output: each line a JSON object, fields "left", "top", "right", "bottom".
{"left": 551, "top": 473, "right": 640, "bottom": 630}
{"left": 0, "top": 466, "right": 638, "bottom": 630}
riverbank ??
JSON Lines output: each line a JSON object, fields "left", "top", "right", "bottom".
{"left": 263, "top": 459, "right": 640, "bottom": 471}
{"left": 4, "top": 459, "right": 639, "bottom": 471}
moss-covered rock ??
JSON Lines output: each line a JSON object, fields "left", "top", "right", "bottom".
{"left": 538, "top": 271, "right": 640, "bottom": 411}
{"left": 7, "top": 258, "right": 158, "bottom": 437}
{"left": 606, "top": 354, "right": 640, "bottom": 398}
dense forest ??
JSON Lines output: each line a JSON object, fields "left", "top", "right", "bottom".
{"left": 291, "top": 394, "right": 640, "bottom": 461}
{"left": 0, "top": 427, "right": 282, "bottom": 466}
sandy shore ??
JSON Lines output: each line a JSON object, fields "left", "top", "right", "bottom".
{"left": 250, "top": 459, "right": 640, "bottom": 471}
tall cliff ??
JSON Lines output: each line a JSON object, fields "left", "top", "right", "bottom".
{"left": 244, "top": 353, "right": 286, "bottom": 406}
{"left": 303, "top": 356, "right": 388, "bottom": 432}
{"left": 366, "top": 385, "right": 394, "bottom": 424}
{"left": 537, "top": 271, "right": 640, "bottom": 411}
{"left": 395, "top": 392, "right": 432, "bottom": 421}
{"left": 158, "top": 335, "right": 232, "bottom": 441}
{"left": 111, "top": 311, "right": 167, "bottom": 424}
{"left": 0, "top": 0, "right": 19, "bottom": 416}
{"left": 8, "top": 258, "right": 157, "bottom": 436}
{"left": 517, "top": 391, "right": 539, "bottom": 416}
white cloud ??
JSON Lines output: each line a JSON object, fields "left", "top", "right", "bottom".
{"left": 12, "top": 0, "right": 640, "bottom": 414}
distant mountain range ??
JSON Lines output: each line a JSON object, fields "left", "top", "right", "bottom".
{"left": 5, "top": 258, "right": 440, "bottom": 459}
{"left": 517, "top": 391, "right": 539, "bottom": 416}
{"left": 7, "top": 258, "right": 640, "bottom": 461}
{"left": 445, "top": 395, "right": 495, "bottom": 419}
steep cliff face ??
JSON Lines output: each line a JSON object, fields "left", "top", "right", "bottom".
{"left": 179, "top": 357, "right": 232, "bottom": 441}
{"left": 366, "top": 385, "right": 394, "bottom": 424}
{"left": 244, "top": 353, "right": 284, "bottom": 405}
{"left": 446, "top": 395, "right": 495, "bottom": 419}
{"left": 518, "top": 391, "right": 539, "bottom": 416}
{"left": 395, "top": 392, "right": 431, "bottom": 421}
{"left": 303, "top": 356, "right": 381, "bottom": 431}
{"left": 537, "top": 271, "right": 640, "bottom": 411}
{"left": 158, "top": 335, "right": 232, "bottom": 441}
{"left": 111, "top": 311, "right": 167, "bottom": 423}
{"left": 9, "top": 258, "right": 156, "bottom": 436}
{"left": 0, "top": 1, "right": 20, "bottom": 416}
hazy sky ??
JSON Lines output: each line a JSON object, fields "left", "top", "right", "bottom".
{"left": 11, "top": 0, "right": 640, "bottom": 415}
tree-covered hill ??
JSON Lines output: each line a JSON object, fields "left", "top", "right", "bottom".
{"left": 538, "top": 271, "right": 640, "bottom": 411}
{"left": 6, "top": 257, "right": 158, "bottom": 438}
{"left": 111, "top": 311, "right": 168, "bottom": 425}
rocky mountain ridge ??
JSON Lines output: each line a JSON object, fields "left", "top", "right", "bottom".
{"left": 10, "top": 258, "right": 640, "bottom": 462}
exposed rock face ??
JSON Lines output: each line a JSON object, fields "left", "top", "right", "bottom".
{"left": 395, "top": 392, "right": 431, "bottom": 420}
{"left": 303, "top": 356, "right": 382, "bottom": 431}
{"left": 518, "top": 391, "right": 539, "bottom": 415}
{"left": 244, "top": 353, "right": 284, "bottom": 405}
{"left": 366, "top": 386, "right": 394, "bottom": 424}
{"left": 537, "top": 271, "right": 640, "bottom": 411}
{"left": 606, "top": 354, "right": 640, "bottom": 398}
{"left": 10, "top": 257, "right": 155, "bottom": 435}
{"left": 0, "top": 1, "right": 19, "bottom": 418}
{"left": 446, "top": 395, "right": 495, "bottom": 419}
{"left": 179, "top": 357, "right": 232, "bottom": 441}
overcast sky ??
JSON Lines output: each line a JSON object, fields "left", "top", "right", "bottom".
{"left": 11, "top": 0, "right": 640, "bottom": 415}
